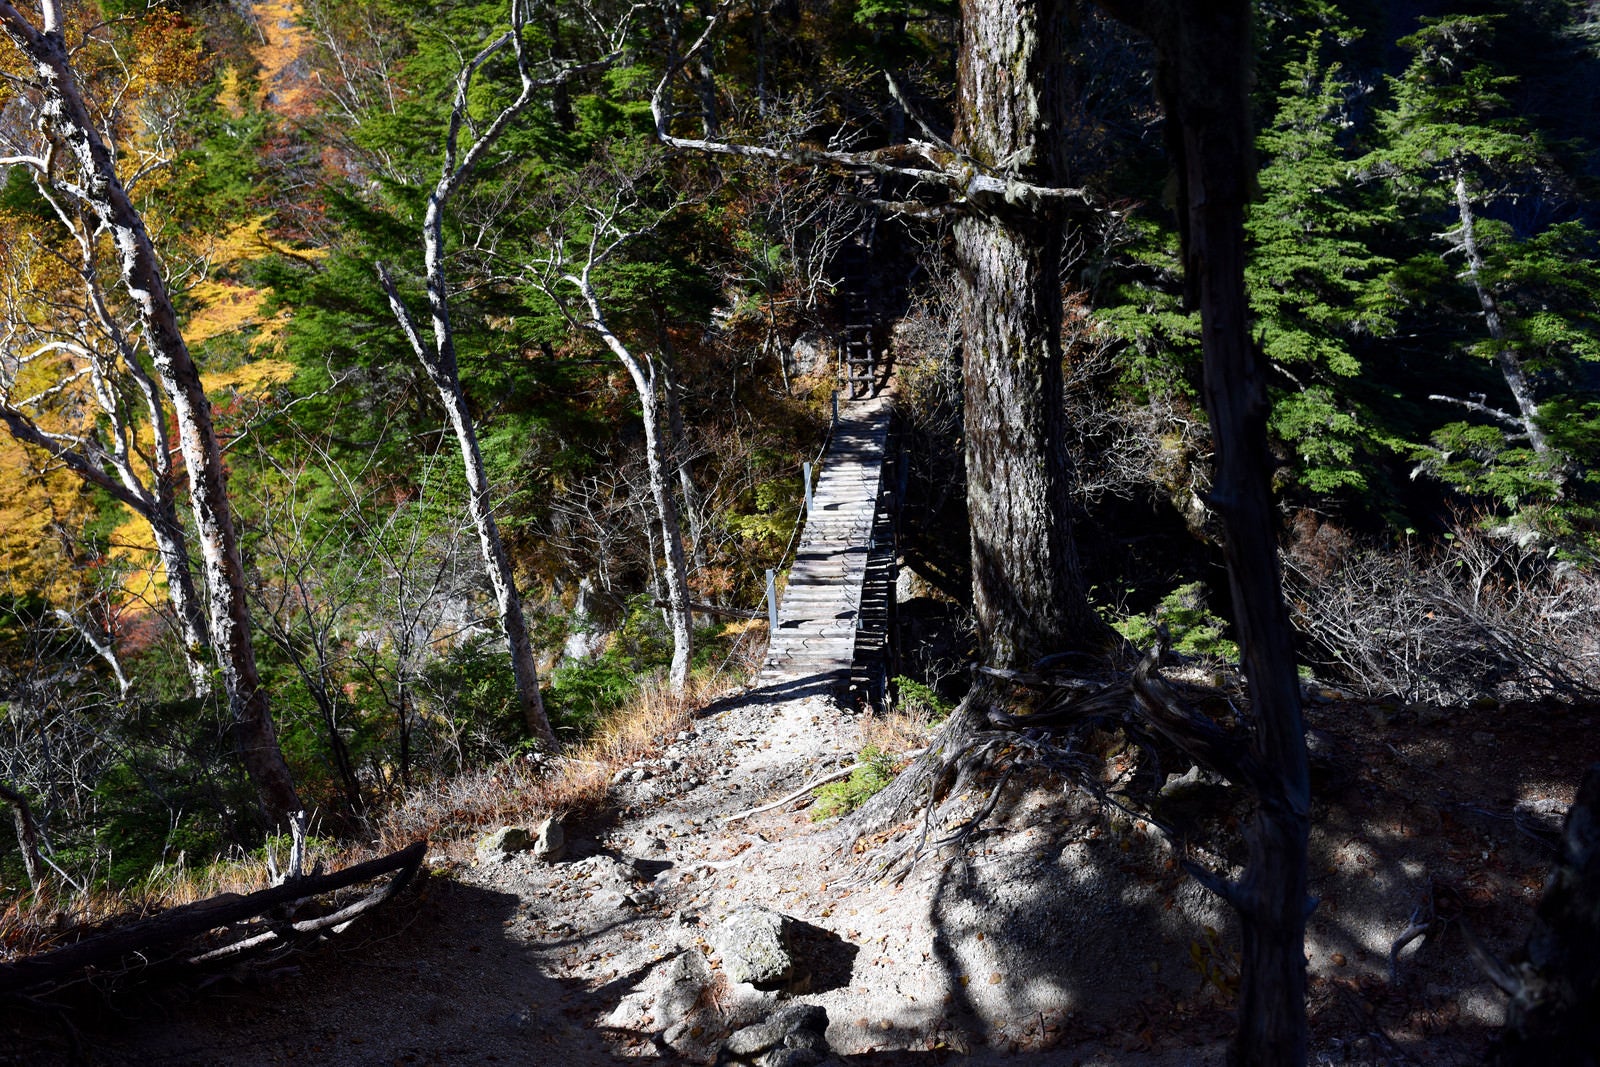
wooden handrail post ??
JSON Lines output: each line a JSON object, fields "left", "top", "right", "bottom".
{"left": 766, "top": 568, "right": 779, "bottom": 635}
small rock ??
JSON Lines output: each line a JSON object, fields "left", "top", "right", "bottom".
{"left": 710, "top": 907, "right": 795, "bottom": 988}
{"left": 477, "top": 826, "right": 531, "bottom": 856}
{"left": 1159, "top": 764, "right": 1206, "bottom": 799}
{"left": 717, "top": 1003, "right": 831, "bottom": 1066}
{"left": 532, "top": 816, "right": 566, "bottom": 862}
{"left": 1471, "top": 731, "right": 1496, "bottom": 745}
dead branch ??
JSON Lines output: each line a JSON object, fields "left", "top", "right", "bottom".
{"left": 0, "top": 841, "right": 426, "bottom": 996}
{"left": 651, "top": 2, "right": 1092, "bottom": 217}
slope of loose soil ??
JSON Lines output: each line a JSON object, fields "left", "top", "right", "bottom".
{"left": 2, "top": 678, "right": 1592, "bottom": 1065}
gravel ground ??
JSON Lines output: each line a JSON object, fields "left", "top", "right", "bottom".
{"left": 4, "top": 682, "right": 1587, "bottom": 1065}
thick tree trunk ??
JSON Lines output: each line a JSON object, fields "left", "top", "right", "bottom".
{"left": 953, "top": 0, "right": 1107, "bottom": 672}
{"left": 1, "top": 1, "right": 301, "bottom": 825}
{"left": 1088, "top": 2, "right": 1311, "bottom": 1061}
{"left": 851, "top": 0, "right": 1107, "bottom": 832}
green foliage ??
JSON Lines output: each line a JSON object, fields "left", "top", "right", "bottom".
{"left": 891, "top": 675, "right": 952, "bottom": 723}
{"left": 1361, "top": 17, "right": 1600, "bottom": 522}
{"left": 725, "top": 477, "right": 803, "bottom": 554}
{"left": 1094, "top": 214, "right": 1202, "bottom": 402}
{"left": 544, "top": 596, "right": 673, "bottom": 737}
{"left": 545, "top": 656, "right": 637, "bottom": 737}
{"left": 811, "top": 744, "right": 895, "bottom": 821}
{"left": 1113, "top": 582, "right": 1238, "bottom": 662}
{"left": 420, "top": 635, "right": 526, "bottom": 748}
{"left": 1248, "top": 28, "right": 1395, "bottom": 498}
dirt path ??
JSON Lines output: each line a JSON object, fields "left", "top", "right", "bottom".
{"left": 6, "top": 683, "right": 1589, "bottom": 1065}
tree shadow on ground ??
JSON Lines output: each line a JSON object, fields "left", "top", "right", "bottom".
{"left": 813, "top": 693, "right": 1592, "bottom": 1062}
{"left": 0, "top": 875, "right": 620, "bottom": 1065}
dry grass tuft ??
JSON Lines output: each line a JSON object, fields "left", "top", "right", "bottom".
{"left": 1, "top": 656, "right": 758, "bottom": 962}
{"left": 859, "top": 702, "right": 945, "bottom": 758}
{"left": 377, "top": 666, "right": 751, "bottom": 851}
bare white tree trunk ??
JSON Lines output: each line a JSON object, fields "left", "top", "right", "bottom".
{"left": 1451, "top": 171, "right": 1552, "bottom": 462}
{"left": 0, "top": 0, "right": 300, "bottom": 824}
{"left": 565, "top": 273, "right": 694, "bottom": 691}
{"left": 373, "top": 2, "right": 616, "bottom": 746}
{"left": 379, "top": 254, "right": 555, "bottom": 747}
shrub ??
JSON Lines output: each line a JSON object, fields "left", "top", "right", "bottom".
{"left": 1114, "top": 581, "right": 1239, "bottom": 662}
{"left": 891, "top": 675, "right": 953, "bottom": 723}
{"left": 1284, "top": 519, "right": 1600, "bottom": 703}
{"left": 811, "top": 745, "right": 895, "bottom": 820}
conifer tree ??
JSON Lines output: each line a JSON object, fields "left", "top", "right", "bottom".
{"left": 1367, "top": 14, "right": 1600, "bottom": 514}
{"left": 1247, "top": 29, "right": 1393, "bottom": 498}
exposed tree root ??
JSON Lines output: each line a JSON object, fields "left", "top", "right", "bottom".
{"left": 843, "top": 636, "right": 1254, "bottom": 889}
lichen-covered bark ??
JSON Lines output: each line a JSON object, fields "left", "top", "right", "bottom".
{"left": 953, "top": 0, "right": 1105, "bottom": 670}
{"left": 0, "top": 1, "right": 301, "bottom": 825}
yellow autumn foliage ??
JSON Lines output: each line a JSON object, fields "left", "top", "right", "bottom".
{"left": 184, "top": 280, "right": 273, "bottom": 345}
{"left": 106, "top": 510, "right": 165, "bottom": 611}
{"left": 0, "top": 435, "right": 98, "bottom": 603}
{"left": 200, "top": 357, "right": 297, "bottom": 398}
{"left": 252, "top": 0, "right": 317, "bottom": 118}
{"left": 183, "top": 217, "right": 321, "bottom": 353}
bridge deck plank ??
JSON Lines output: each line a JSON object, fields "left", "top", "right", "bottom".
{"left": 758, "top": 395, "right": 891, "bottom": 689}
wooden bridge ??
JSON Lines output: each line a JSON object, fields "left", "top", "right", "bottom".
{"left": 757, "top": 394, "right": 895, "bottom": 700}
{"left": 756, "top": 228, "right": 903, "bottom": 702}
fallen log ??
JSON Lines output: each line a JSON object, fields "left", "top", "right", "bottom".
{"left": 0, "top": 840, "right": 426, "bottom": 996}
